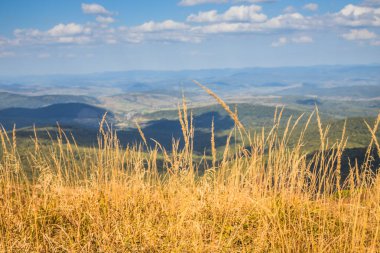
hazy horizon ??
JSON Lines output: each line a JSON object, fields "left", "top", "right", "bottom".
{"left": 1, "top": 63, "right": 380, "bottom": 78}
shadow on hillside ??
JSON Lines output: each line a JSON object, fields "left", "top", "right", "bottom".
{"left": 15, "top": 111, "right": 235, "bottom": 154}
{"left": 11, "top": 110, "right": 380, "bottom": 179}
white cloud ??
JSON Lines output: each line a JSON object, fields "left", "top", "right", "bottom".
{"left": 341, "top": 29, "right": 377, "bottom": 40}
{"left": 55, "top": 36, "right": 92, "bottom": 44}
{"left": 81, "top": 3, "right": 111, "bottom": 15}
{"left": 48, "top": 23, "right": 89, "bottom": 36}
{"left": 220, "top": 5, "right": 267, "bottom": 22}
{"left": 187, "top": 5, "right": 267, "bottom": 22}
{"left": 189, "top": 7, "right": 319, "bottom": 34}
{"left": 179, "top": 0, "right": 227, "bottom": 6}
{"left": 153, "top": 33, "right": 202, "bottom": 43}
{"left": 340, "top": 4, "right": 374, "bottom": 17}
{"left": 271, "top": 37, "right": 287, "bottom": 47}
{"left": 96, "top": 16, "right": 115, "bottom": 24}
{"left": 187, "top": 10, "right": 218, "bottom": 22}
{"left": 122, "top": 20, "right": 202, "bottom": 43}
{"left": 193, "top": 22, "right": 259, "bottom": 33}
{"left": 303, "top": 3, "right": 318, "bottom": 12}
{"left": 11, "top": 23, "right": 94, "bottom": 46}
{"left": 264, "top": 12, "right": 317, "bottom": 30}
{"left": 333, "top": 4, "right": 380, "bottom": 27}
{"left": 134, "top": 20, "right": 190, "bottom": 32}
{"left": 3, "top": 1, "right": 380, "bottom": 48}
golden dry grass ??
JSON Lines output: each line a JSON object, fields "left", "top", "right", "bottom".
{"left": 0, "top": 84, "right": 379, "bottom": 252}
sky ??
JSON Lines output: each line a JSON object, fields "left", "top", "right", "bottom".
{"left": 0, "top": 0, "right": 380, "bottom": 75}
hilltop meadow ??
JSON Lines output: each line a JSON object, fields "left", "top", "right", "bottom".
{"left": 0, "top": 83, "right": 379, "bottom": 252}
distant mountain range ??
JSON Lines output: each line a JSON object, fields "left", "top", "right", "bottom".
{"left": 1, "top": 65, "right": 380, "bottom": 96}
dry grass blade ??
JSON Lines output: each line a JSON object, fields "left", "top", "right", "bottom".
{"left": 193, "top": 80, "right": 246, "bottom": 132}
{"left": 135, "top": 121, "right": 148, "bottom": 147}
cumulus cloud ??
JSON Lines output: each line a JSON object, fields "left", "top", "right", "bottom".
{"left": 333, "top": 4, "right": 380, "bottom": 27}
{"left": 48, "top": 23, "right": 89, "bottom": 36}
{"left": 193, "top": 22, "right": 259, "bottom": 33}
{"left": 187, "top": 5, "right": 267, "bottom": 22}
{"left": 264, "top": 12, "right": 317, "bottom": 30}
{"left": 123, "top": 20, "right": 202, "bottom": 43}
{"left": 11, "top": 23, "right": 93, "bottom": 46}
{"left": 341, "top": 29, "right": 377, "bottom": 40}
{"left": 81, "top": 3, "right": 112, "bottom": 15}
{"left": 188, "top": 6, "right": 319, "bottom": 34}
{"left": 303, "top": 3, "right": 318, "bottom": 12}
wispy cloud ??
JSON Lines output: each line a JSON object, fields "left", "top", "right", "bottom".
{"left": 271, "top": 35, "right": 313, "bottom": 47}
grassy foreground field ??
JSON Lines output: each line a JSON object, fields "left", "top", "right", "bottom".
{"left": 1, "top": 86, "right": 379, "bottom": 252}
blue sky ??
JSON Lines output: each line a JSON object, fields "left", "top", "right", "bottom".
{"left": 0, "top": 0, "right": 380, "bottom": 75}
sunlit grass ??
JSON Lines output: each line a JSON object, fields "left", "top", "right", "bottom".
{"left": 0, "top": 83, "right": 379, "bottom": 252}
